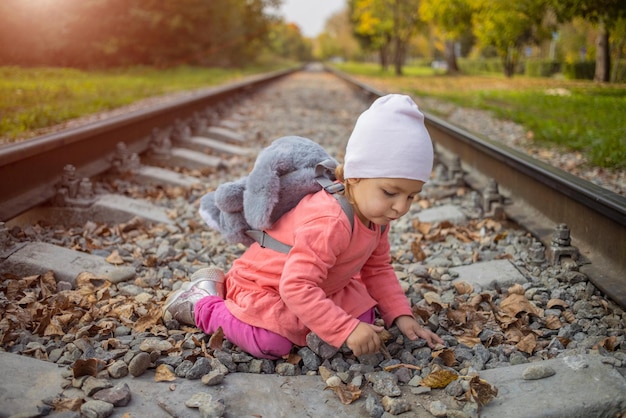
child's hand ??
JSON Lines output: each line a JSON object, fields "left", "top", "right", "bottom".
{"left": 346, "top": 322, "right": 384, "bottom": 356}
{"left": 395, "top": 315, "right": 444, "bottom": 348}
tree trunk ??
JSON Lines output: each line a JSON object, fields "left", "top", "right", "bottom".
{"left": 594, "top": 19, "right": 610, "bottom": 83}
{"left": 445, "top": 40, "right": 459, "bottom": 74}
{"left": 394, "top": 38, "right": 404, "bottom": 76}
{"left": 379, "top": 43, "right": 389, "bottom": 72}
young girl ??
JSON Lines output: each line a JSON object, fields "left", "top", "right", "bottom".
{"left": 163, "top": 94, "right": 443, "bottom": 359}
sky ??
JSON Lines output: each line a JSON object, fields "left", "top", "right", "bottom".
{"left": 278, "top": 0, "right": 347, "bottom": 38}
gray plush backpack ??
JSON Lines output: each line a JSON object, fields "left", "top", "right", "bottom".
{"left": 199, "top": 136, "right": 355, "bottom": 253}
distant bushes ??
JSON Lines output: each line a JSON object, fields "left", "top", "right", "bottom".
{"left": 456, "top": 58, "right": 625, "bottom": 82}
{"left": 525, "top": 60, "right": 561, "bottom": 77}
{"left": 562, "top": 62, "right": 596, "bottom": 80}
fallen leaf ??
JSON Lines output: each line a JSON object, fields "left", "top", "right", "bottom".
{"left": 53, "top": 397, "right": 83, "bottom": 411}
{"left": 377, "top": 328, "right": 394, "bottom": 344}
{"left": 562, "top": 310, "right": 576, "bottom": 323}
{"left": 547, "top": 298, "right": 569, "bottom": 309}
{"left": 516, "top": 333, "right": 537, "bottom": 354}
{"left": 466, "top": 375, "right": 498, "bottom": 409}
{"left": 105, "top": 250, "right": 125, "bottom": 265}
{"left": 456, "top": 335, "right": 481, "bottom": 347}
{"left": 424, "top": 292, "right": 447, "bottom": 308}
{"left": 454, "top": 281, "right": 473, "bottom": 295}
{"left": 432, "top": 348, "right": 457, "bottom": 367}
{"left": 318, "top": 366, "right": 334, "bottom": 382}
{"left": 545, "top": 315, "right": 562, "bottom": 330}
{"left": 419, "top": 369, "right": 459, "bottom": 388}
{"left": 500, "top": 294, "right": 544, "bottom": 318}
{"left": 325, "top": 383, "right": 362, "bottom": 405}
{"left": 410, "top": 240, "right": 426, "bottom": 262}
{"left": 72, "top": 358, "right": 105, "bottom": 378}
{"left": 285, "top": 352, "right": 301, "bottom": 365}
{"left": 596, "top": 336, "right": 618, "bottom": 351}
{"left": 507, "top": 284, "right": 525, "bottom": 295}
{"left": 209, "top": 327, "right": 225, "bottom": 350}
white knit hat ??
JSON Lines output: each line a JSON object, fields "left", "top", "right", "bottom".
{"left": 343, "top": 94, "right": 433, "bottom": 182}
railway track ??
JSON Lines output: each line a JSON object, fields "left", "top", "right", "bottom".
{"left": 2, "top": 65, "right": 624, "bottom": 307}
{"left": 0, "top": 65, "right": 624, "bottom": 417}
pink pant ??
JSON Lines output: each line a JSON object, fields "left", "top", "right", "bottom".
{"left": 195, "top": 296, "right": 375, "bottom": 360}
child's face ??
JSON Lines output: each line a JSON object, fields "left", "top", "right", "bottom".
{"left": 348, "top": 177, "right": 424, "bottom": 226}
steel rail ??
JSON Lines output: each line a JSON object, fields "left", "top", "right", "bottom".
{"left": 0, "top": 68, "right": 299, "bottom": 222}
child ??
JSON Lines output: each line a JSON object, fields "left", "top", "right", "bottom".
{"left": 163, "top": 94, "right": 444, "bottom": 359}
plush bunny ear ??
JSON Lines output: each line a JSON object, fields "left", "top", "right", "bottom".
{"left": 214, "top": 177, "right": 247, "bottom": 213}
{"left": 243, "top": 136, "right": 335, "bottom": 230}
{"left": 199, "top": 191, "right": 221, "bottom": 231}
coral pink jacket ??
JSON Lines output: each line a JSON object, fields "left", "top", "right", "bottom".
{"left": 223, "top": 189, "right": 413, "bottom": 348}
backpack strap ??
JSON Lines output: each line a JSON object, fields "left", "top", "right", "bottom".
{"left": 314, "top": 159, "right": 354, "bottom": 232}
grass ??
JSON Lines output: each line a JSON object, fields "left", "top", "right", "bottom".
{"left": 2, "top": 62, "right": 624, "bottom": 169}
{"left": 0, "top": 64, "right": 292, "bottom": 142}
{"left": 333, "top": 62, "right": 626, "bottom": 169}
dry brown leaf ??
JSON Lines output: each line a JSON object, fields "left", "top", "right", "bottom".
{"left": 454, "top": 281, "right": 474, "bottom": 295}
{"left": 420, "top": 369, "right": 459, "bottom": 388}
{"left": 469, "top": 293, "right": 491, "bottom": 308}
{"left": 318, "top": 366, "right": 334, "bottom": 382}
{"left": 133, "top": 311, "right": 161, "bottom": 334}
{"left": 53, "top": 397, "right": 83, "bottom": 411}
{"left": 466, "top": 375, "right": 498, "bottom": 409}
{"left": 546, "top": 298, "right": 569, "bottom": 309}
{"left": 72, "top": 358, "right": 106, "bottom": 378}
{"left": 285, "top": 352, "right": 301, "bottom": 365}
{"left": 377, "top": 328, "right": 394, "bottom": 344}
{"left": 500, "top": 294, "right": 544, "bottom": 318}
{"left": 105, "top": 250, "right": 125, "bottom": 265}
{"left": 447, "top": 309, "right": 468, "bottom": 326}
{"left": 545, "top": 315, "right": 562, "bottom": 330}
{"left": 493, "top": 231, "right": 508, "bottom": 243}
{"left": 596, "top": 336, "right": 619, "bottom": 351}
{"left": 410, "top": 240, "right": 426, "bottom": 262}
{"left": 412, "top": 220, "right": 432, "bottom": 234}
{"left": 507, "top": 283, "right": 525, "bottom": 295}
{"left": 432, "top": 348, "right": 457, "bottom": 367}
{"left": 424, "top": 291, "right": 447, "bottom": 307}
{"left": 456, "top": 335, "right": 481, "bottom": 348}
{"left": 516, "top": 333, "right": 537, "bottom": 354}
{"left": 412, "top": 306, "right": 431, "bottom": 322}
{"left": 155, "top": 364, "right": 177, "bottom": 382}
{"left": 44, "top": 316, "right": 65, "bottom": 336}
{"left": 505, "top": 327, "right": 525, "bottom": 344}
{"left": 209, "top": 327, "right": 225, "bottom": 350}
{"left": 325, "top": 383, "right": 362, "bottom": 405}
{"left": 562, "top": 310, "right": 576, "bottom": 323}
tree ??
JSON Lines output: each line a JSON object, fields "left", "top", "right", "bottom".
{"left": 550, "top": 0, "right": 626, "bottom": 82}
{"left": 468, "top": 0, "right": 554, "bottom": 77}
{"left": 267, "top": 22, "right": 313, "bottom": 62}
{"left": 350, "top": 0, "right": 423, "bottom": 75}
{"left": 316, "top": 9, "right": 363, "bottom": 61}
{"left": 0, "top": 0, "right": 282, "bottom": 68}
{"left": 418, "top": 0, "right": 473, "bottom": 73}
